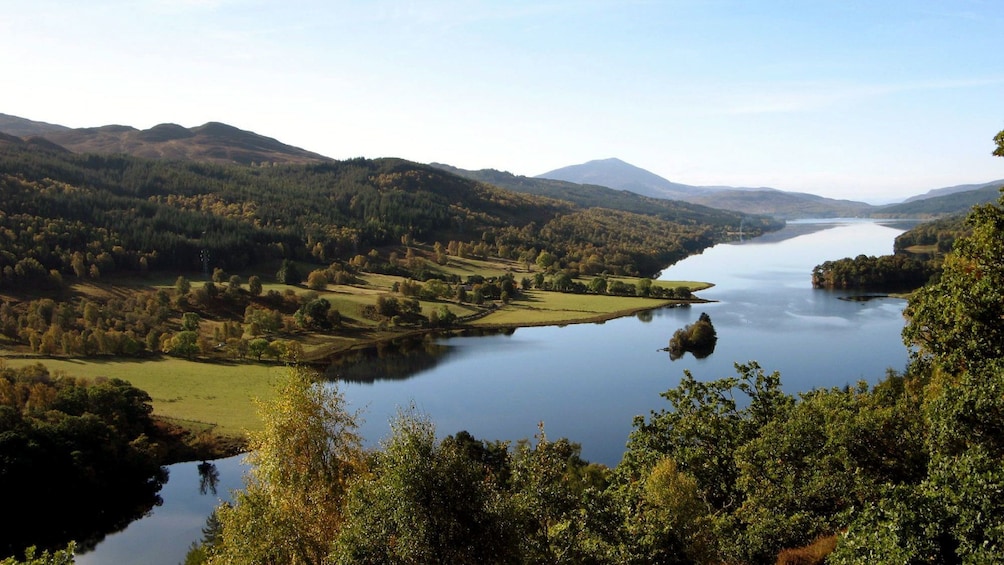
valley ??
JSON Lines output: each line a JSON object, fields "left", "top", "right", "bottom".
{"left": 1, "top": 112, "right": 1003, "bottom": 564}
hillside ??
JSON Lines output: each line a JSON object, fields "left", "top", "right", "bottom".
{"left": 902, "top": 179, "right": 1004, "bottom": 202}
{"left": 683, "top": 188, "right": 874, "bottom": 218}
{"left": 0, "top": 113, "right": 70, "bottom": 137}
{"left": 0, "top": 132, "right": 765, "bottom": 288}
{"left": 537, "top": 158, "right": 874, "bottom": 218}
{"left": 431, "top": 163, "right": 784, "bottom": 231}
{"left": 876, "top": 181, "right": 1004, "bottom": 217}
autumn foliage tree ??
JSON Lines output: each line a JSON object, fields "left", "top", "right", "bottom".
{"left": 207, "top": 369, "right": 366, "bottom": 565}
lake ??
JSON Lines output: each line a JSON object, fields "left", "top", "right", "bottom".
{"left": 74, "top": 456, "right": 247, "bottom": 565}
{"left": 77, "top": 218, "right": 914, "bottom": 564}
{"left": 335, "top": 219, "right": 913, "bottom": 467}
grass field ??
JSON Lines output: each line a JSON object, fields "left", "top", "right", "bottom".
{"left": 473, "top": 290, "right": 681, "bottom": 326}
{"left": 3, "top": 357, "right": 284, "bottom": 436}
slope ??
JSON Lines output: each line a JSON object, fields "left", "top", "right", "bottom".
{"left": 0, "top": 113, "right": 71, "bottom": 137}
{"left": 0, "top": 135, "right": 754, "bottom": 287}
{"left": 902, "top": 179, "right": 1004, "bottom": 203}
{"left": 876, "top": 181, "right": 1004, "bottom": 217}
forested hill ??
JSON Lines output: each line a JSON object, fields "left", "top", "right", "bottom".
{"left": 874, "top": 181, "right": 1004, "bottom": 217}
{"left": 0, "top": 136, "right": 770, "bottom": 289}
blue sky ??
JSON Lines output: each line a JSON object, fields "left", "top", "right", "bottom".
{"left": 3, "top": 0, "right": 1002, "bottom": 202}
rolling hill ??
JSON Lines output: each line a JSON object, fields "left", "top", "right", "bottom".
{"left": 5, "top": 112, "right": 998, "bottom": 224}
{"left": 0, "top": 115, "right": 331, "bottom": 165}
{"left": 0, "top": 124, "right": 768, "bottom": 284}
{"left": 875, "top": 181, "right": 1004, "bottom": 217}
{"left": 902, "top": 179, "right": 1004, "bottom": 203}
{"left": 0, "top": 113, "right": 70, "bottom": 137}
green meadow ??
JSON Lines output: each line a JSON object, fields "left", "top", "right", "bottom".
{"left": 3, "top": 357, "right": 283, "bottom": 436}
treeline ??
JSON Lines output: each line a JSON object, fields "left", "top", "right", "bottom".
{"left": 0, "top": 138, "right": 771, "bottom": 290}
{"left": 811, "top": 253, "right": 936, "bottom": 290}
{"left": 892, "top": 213, "right": 969, "bottom": 256}
{"left": 179, "top": 361, "right": 974, "bottom": 564}
{"left": 0, "top": 253, "right": 691, "bottom": 361}
{"left": 810, "top": 215, "right": 972, "bottom": 290}
{"left": 0, "top": 267, "right": 395, "bottom": 360}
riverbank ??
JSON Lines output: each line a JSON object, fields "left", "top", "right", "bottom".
{"left": 1, "top": 278, "right": 713, "bottom": 460}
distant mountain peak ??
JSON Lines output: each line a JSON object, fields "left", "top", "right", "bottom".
{"left": 588, "top": 157, "right": 631, "bottom": 165}
{"left": 136, "top": 123, "right": 193, "bottom": 142}
{"left": 536, "top": 158, "right": 701, "bottom": 199}
{"left": 536, "top": 158, "right": 875, "bottom": 218}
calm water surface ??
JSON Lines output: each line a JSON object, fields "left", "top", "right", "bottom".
{"left": 75, "top": 456, "right": 246, "bottom": 565}
{"left": 79, "top": 218, "right": 913, "bottom": 564}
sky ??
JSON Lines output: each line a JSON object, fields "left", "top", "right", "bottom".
{"left": 2, "top": 0, "right": 1003, "bottom": 203}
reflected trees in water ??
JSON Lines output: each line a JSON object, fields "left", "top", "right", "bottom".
{"left": 198, "top": 461, "right": 220, "bottom": 496}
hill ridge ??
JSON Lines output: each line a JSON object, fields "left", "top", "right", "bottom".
{"left": 0, "top": 114, "right": 331, "bottom": 165}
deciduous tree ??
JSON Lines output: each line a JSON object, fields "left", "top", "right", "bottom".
{"left": 208, "top": 369, "right": 365, "bottom": 565}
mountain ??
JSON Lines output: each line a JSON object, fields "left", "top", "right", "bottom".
{"left": 902, "top": 179, "right": 1004, "bottom": 203}
{"left": 537, "top": 158, "right": 873, "bottom": 218}
{"left": 536, "top": 158, "right": 700, "bottom": 200}
{"left": 0, "top": 113, "right": 71, "bottom": 137}
{"left": 0, "top": 115, "right": 331, "bottom": 165}
{"left": 431, "top": 163, "right": 784, "bottom": 232}
{"left": 876, "top": 181, "right": 1004, "bottom": 217}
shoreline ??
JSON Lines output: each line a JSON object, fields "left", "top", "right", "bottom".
{"left": 1, "top": 287, "right": 717, "bottom": 462}
{"left": 299, "top": 293, "right": 715, "bottom": 362}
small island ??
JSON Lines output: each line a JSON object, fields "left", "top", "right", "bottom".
{"left": 665, "top": 312, "right": 718, "bottom": 360}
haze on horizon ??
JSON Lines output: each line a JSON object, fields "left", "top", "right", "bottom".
{"left": 2, "top": 0, "right": 1002, "bottom": 204}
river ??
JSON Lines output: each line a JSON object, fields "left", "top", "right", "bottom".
{"left": 77, "top": 218, "right": 914, "bottom": 564}
{"left": 336, "top": 219, "right": 914, "bottom": 466}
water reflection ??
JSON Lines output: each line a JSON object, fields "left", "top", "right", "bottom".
{"left": 75, "top": 455, "right": 246, "bottom": 565}
{"left": 74, "top": 219, "right": 917, "bottom": 565}
{"left": 323, "top": 335, "right": 451, "bottom": 383}
{"left": 2, "top": 466, "right": 167, "bottom": 558}
{"left": 323, "top": 329, "right": 517, "bottom": 383}
{"left": 198, "top": 461, "right": 220, "bottom": 496}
